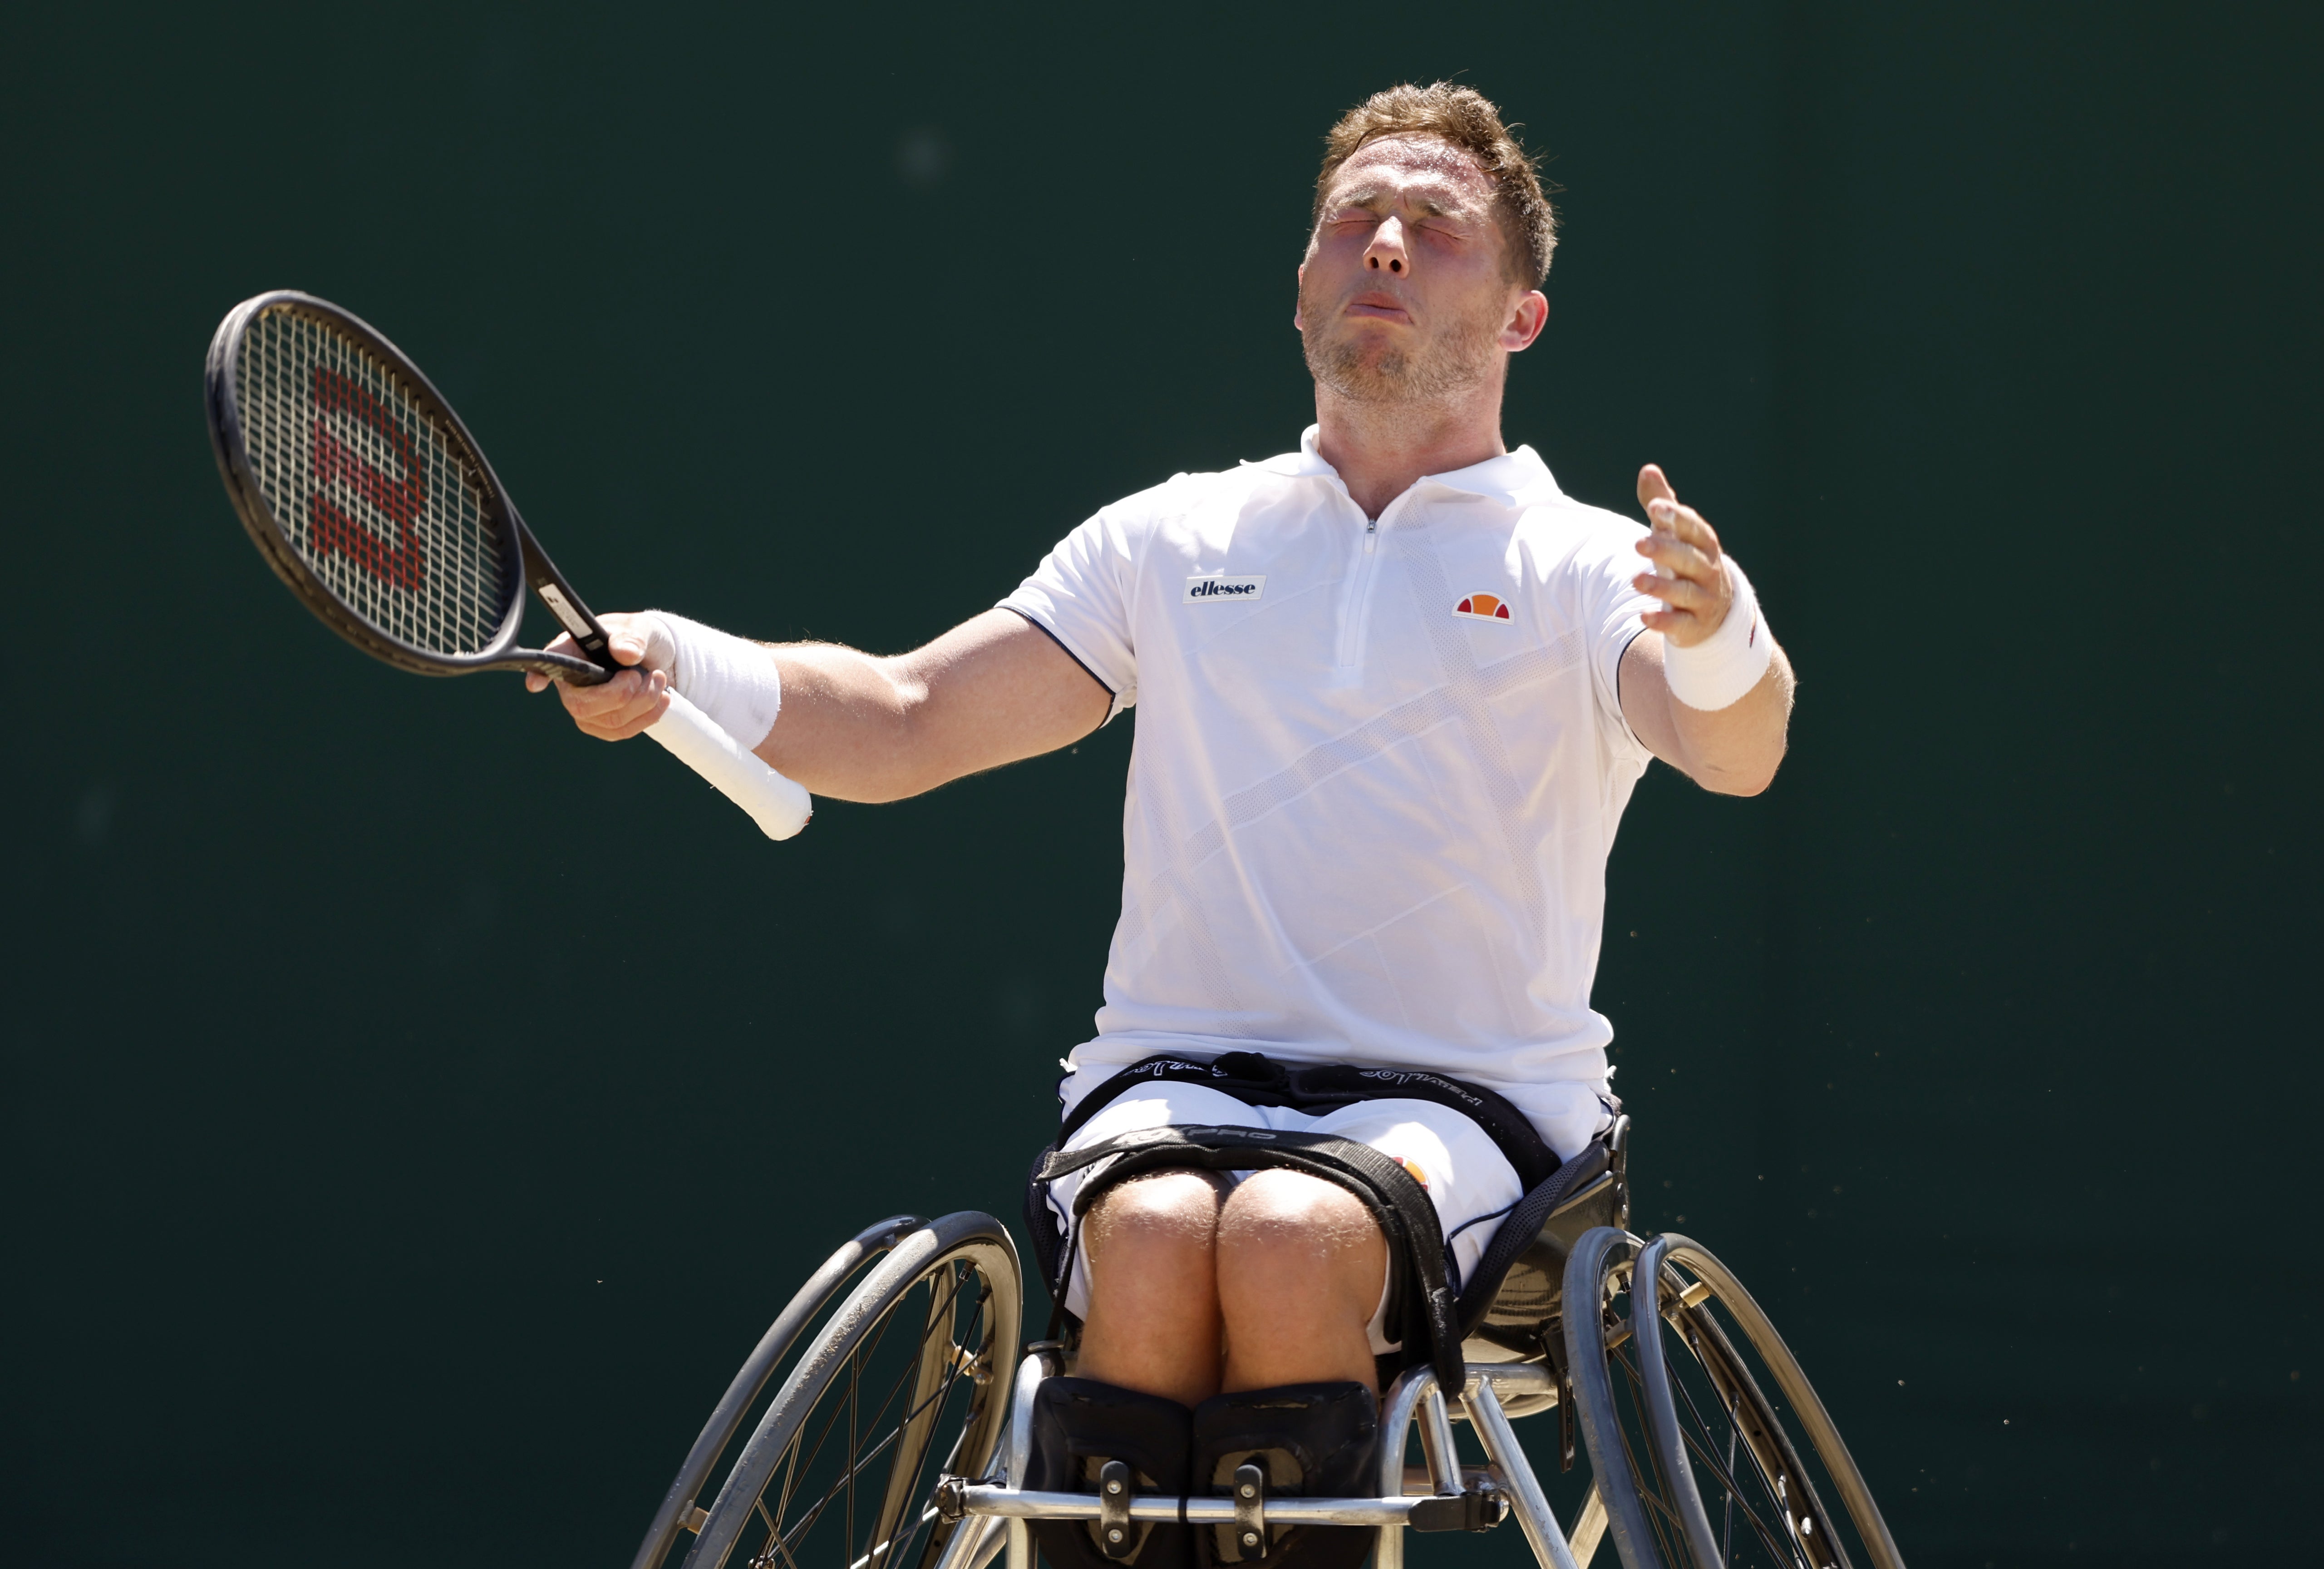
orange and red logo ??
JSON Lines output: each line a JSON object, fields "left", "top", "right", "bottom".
{"left": 1453, "top": 592, "right": 1512, "bottom": 621}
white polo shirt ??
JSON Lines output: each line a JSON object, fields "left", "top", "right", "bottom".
{"left": 1001, "top": 427, "right": 1659, "bottom": 1159}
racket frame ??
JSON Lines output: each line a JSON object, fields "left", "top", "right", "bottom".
{"left": 204, "top": 288, "right": 618, "bottom": 687}
{"left": 204, "top": 288, "right": 814, "bottom": 839}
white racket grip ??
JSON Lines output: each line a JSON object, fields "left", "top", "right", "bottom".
{"left": 645, "top": 690, "right": 813, "bottom": 840}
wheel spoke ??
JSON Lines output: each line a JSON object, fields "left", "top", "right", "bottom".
{"left": 1570, "top": 1233, "right": 1893, "bottom": 1569}
{"left": 776, "top": 1296, "right": 913, "bottom": 1538}
{"left": 751, "top": 1495, "right": 810, "bottom": 1569}
{"left": 1674, "top": 1417, "right": 1799, "bottom": 1568}
{"left": 778, "top": 1291, "right": 927, "bottom": 1539}
{"left": 1722, "top": 1415, "right": 1738, "bottom": 1563}
{"left": 760, "top": 1396, "right": 960, "bottom": 1567}
{"left": 862, "top": 1279, "right": 991, "bottom": 1568}
{"left": 741, "top": 1265, "right": 987, "bottom": 1569}
{"left": 1617, "top": 1303, "right": 1811, "bottom": 1569}
{"left": 848, "top": 1507, "right": 943, "bottom": 1569}
{"left": 850, "top": 1275, "right": 969, "bottom": 1524}
{"left": 1610, "top": 1337, "right": 1696, "bottom": 1566}
{"left": 768, "top": 1415, "right": 931, "bottom": 1562}
{"left": 1654, "top": 1313, "right": 1822, "bottom": 1569}
{"left": 773, "top": 1416, "right": 806, "bottom": 1540}
{"left": 847, "top": 1334, "right": 860, "bottom": 1560}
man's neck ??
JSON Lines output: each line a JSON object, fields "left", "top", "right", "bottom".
{"left": 1311, "top": 379, "right": 1508, "bottom": 519}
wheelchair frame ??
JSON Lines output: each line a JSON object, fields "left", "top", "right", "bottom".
{"left": 631, "top": 1134, "right": 1906, "bottom": 1569}
{"left": 935, "top": 1346, "right": 1609, "bottom": 1569}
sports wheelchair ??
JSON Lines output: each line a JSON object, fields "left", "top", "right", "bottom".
{"left": 627, "top": 1124, "right": 1906, "bottom": 1569}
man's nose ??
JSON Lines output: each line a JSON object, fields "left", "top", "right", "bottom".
{"left": 1364, "top": 215, "right": 1408, "bottom": 275}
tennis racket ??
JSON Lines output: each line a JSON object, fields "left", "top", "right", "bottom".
{"left": 204, "top": 289, "right": 812, "bottom": 840}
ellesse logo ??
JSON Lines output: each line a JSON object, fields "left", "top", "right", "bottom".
{"left": 1185, "top": 574, "right": 1265, "bottom": 603}
{"left": 1453, "top": 592, "right": 1512, "bottom": 621}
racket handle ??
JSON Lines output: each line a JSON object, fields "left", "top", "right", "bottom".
{"left": 645, "top": 691, "right": 813, "bottom": 841}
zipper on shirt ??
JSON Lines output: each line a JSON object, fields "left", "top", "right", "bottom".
{"left": 1334, "top": 489, "right": 1416, "bottom": 671}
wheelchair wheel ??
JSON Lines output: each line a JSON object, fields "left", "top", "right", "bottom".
{"left": 1563, "top": 1229, "right": 1904, "bottom": 1569}
{"left": 661, "top": 1211, "right": 1022, "bottom": 1569}
{"left": 632, "top": 1216, "right": 931, "bottom": 1569}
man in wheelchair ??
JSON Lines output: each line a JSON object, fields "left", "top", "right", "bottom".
{"left": 543, "top": 83, "right": 1793, "bottom": 1569}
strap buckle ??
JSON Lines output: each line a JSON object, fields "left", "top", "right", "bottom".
{"left": 1232, "top": 1462, "right": 1268, "bottom": 1559}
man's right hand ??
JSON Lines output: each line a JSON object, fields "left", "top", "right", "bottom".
{"left": 523, "top": 610, "right": 675, "bottom": 741}
{"left": 524, "top": 606, "right": 1107, "bottom": 802}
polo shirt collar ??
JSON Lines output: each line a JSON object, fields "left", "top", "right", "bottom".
{"left": 1247, "top": 426, "right": 1339, "bottom": 478}
{"left": 1249, "top": 425, "right": 1560, "bottom": 503}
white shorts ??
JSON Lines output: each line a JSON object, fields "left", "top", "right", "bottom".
{"left": 1044, "top": 1080, "right": 1526, "bottom": 1356}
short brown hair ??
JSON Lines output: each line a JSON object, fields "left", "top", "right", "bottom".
{"left": 1311, "top": 83, "right": 1557, "bottom": 285}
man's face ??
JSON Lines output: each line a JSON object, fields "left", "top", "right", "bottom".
{"left": 1296, "top": 135, "right": 1545, "bottom": 405}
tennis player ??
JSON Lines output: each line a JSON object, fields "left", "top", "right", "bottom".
{"left": 536, "top": 81, "right": 1792, "bottom": 1564}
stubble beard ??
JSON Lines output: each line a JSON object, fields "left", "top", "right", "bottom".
{"left": 1300, "top": 273, "right": 1505, "bottom": 407}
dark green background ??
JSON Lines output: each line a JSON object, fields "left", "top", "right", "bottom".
{"left": 4, "top": 4, "right": 2316, "bottom": 1565}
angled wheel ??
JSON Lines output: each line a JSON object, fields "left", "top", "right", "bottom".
{"left": 1562, "top": 1228, "right": 1904, "bottom": 1569}
{"left": 635, "top": 1211, "right": 1022, "bottom": 1569}
{"left": 632, "top": 1216, "right": 930, "bottom": 1569}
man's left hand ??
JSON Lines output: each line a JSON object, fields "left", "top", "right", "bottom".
{"left": 1631, "top": 464, "right": 1732, "bottom": 647}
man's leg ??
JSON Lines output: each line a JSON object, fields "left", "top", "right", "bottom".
{"left": 1194, "top": 1174, "right": 1386, "bottom": 1569}
{"left": 1076, "top": 1167, "right": 1387, "bottom": 1401}
{"left": 1076, "top": 1170, "right": 1232, "bottom": 1406}
{"left": 1037, "top": 1171, "right": 1229, "bottom": 1569}
{"left": 1214, "top": 1170, "right": 1386, "bottom": 1392}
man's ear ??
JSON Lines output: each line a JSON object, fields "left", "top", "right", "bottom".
{"left": 1501, "top": 289, "right": 1549, "bottom": 352}
{"left": 1293, "top": 262, "right": 1306, "bottom": 331}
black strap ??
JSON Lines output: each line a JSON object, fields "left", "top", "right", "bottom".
{"left": 1058, "top": 1051, "right": 1562, "bottom": 1191}
{"left": 1023, "top": 1141, "right": 1069, "bottom": 1317}
{"left": 1037, "top": 1124, "right": 1468, "bottom": 1399}
{"left": 1448, "top": 1138, "right": 1612, "bottom": 1335}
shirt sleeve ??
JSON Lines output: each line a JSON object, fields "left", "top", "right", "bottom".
{"left": 1580, "top": 516, "right": 1659, "bottom": 763}
{"left": 998, "top": 504, "right": 1139, "bottom": 723}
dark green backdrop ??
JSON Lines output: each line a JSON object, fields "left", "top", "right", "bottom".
{"left": 4, "top": 4, "right": 2316, "bottom": 1565}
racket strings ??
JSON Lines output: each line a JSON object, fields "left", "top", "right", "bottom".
{"left": 234, "top": 307, "right": 510, "bottom": 656}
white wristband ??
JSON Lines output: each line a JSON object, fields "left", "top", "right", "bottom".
{"left": 640, "top": 611, "right": 783, "bottom": 750}
{"left": 1661, "top": 556, "right": 1773, "bottom": 712}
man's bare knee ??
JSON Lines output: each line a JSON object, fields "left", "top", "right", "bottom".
{"left": 1215, "top": 1171, "right": 1386, "bottom": 1318}
{"left": 1216, "top": 1169, "right": 1381, "bottom": 1261}
{"left": 1214, "top": 1171, "right": 1386, "bottom": 1391}
{"left": 1087, "top": 1169, "right": 1229, "bottom": 1266}
{"left": 1077, "top": 1169, "right": 1231, "bottom": 1406}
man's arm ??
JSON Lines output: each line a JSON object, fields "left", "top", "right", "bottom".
{"left": 1616, "top": 465, "right": 1796, "bottom": 797}
{"left": 526, "top": 607, "right": 1113, "bottom": 803}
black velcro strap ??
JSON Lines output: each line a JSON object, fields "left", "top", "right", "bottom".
{"left": 1023, "top": 1141, "right": 1066, "bottom": 1307}
{"left": 1448, "top": 1139, "right": 1610, "bottom": 1336}
{"left": 1040, "top": 1125, "right": 1467, "bottom": 1397}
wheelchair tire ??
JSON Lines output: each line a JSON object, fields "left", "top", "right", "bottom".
{"left": 632, "top": 1216, "right": 931, "bottom": 1569}
{"left": 1562, "top": 1228, "right": 1904, "bottom": 1569}
{"left": 678, "top": 1212, "right": 1023, "bottom": 1569}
